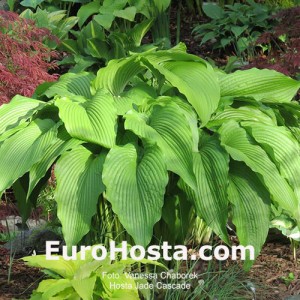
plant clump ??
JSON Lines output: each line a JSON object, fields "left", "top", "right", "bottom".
{"left": 246, "top": 6, "right": 300, "bottom": 77}
{"left": 0, "top": 10, "right": 59, "bottom": 104}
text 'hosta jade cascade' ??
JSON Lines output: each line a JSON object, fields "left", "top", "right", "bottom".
{"left": 0, "top": 45, "right": 300, "bottom": 271}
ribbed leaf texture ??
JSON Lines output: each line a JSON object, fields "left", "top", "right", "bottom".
{"left": 219, "top": 120, "right": 298, "bottom": 219}
{"left": 125, "top": 101, "right": 197, "bottom": 190}
{"left": 102, "top": 143, "right": 168, "bottom": 246}
{"left": 229, "top": 162, "right": 270, "bottom": 271}
{"left": 0, "top": 118, "right": 58, "bottom": 194}
{"left": 55, "top": 146, "right": 106, "bottom": 247}
{"left": 219, "top": 68, "right": 300, "bottom": 103}
{"left": 55, "top": 89, "right": 117, "bottom": 148}
{"left": 0, "top": 95, "right": 46, "bottom": 136}
{"left": 179, "top": 133, "right": 230, "bottom": 243}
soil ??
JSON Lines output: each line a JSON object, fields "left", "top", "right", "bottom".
{"left": 0, "top": 248, "right": 44, "bottom": 300}
{"left": 248, "top": 241, "right": 300, "bottom": 299}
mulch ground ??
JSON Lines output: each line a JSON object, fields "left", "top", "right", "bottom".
{"left": 0, "top": 248, "right": 44, "bottom": 300}
{"left": 248, "top": 242, "right": 300, "bottom": 299}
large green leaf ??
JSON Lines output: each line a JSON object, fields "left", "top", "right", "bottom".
{"left": 38, "top": 279, "right": 72, "bottom": 299}
{"left": 124, "top": 101, "right": 197, "bottom": 190}
{"left": 22, "top": 256, "right": 76, "bottom": 278}
{"left": 28, "top": 126, "right": 83, "bottom": 197}
{"left": 218, "top": 68, "right": 300, "bottom": 103}
{"left": 87, "top": 38, "right": 109, "bottom": 60}
{"left": 0, "top": 123, "right": 28, "bottom": 143}
{"left": 228, "top": 162, "right": 270, "bottom": 270}
{"left": 77, "top": 1, "right": 101, "bottom": 28}
{"left": 143, "top": 55, "right": 220, "bottom": 125}
{"left": 14, "top": 171, "right": 51, "bottom": 222}
{"left": 93, "top": 55, "right": 144, "bottom": 95}
{"left": 129, "top": 18, "right": 154, "bottom": 47}
{"left": 45, "top": 72, "right": 95, "bottom": 99}
{"left": 55, "top": 146, "right": 106, "bottom": 247}
{"left": 208, "top": 106, "right": 275, "bottom": 128}
{"left": 20, "top": 0, "right": 44, "bottom": 9}
{"left": 219, "top": 120, "right": 298, "bottom": 219}
{"left": 102, "top": 142, "right": 168, "bottom": 246}
{"left": 202, "top": 3, "right": 224, "bottom": 19}
{"left": 0, "top": 119, "right": 58, "bottom": 194}
{"left": 71, "top": 276, "right": 96, "bottom": 300}
{"left": 114, "top": 83, "right": 156, "bottom": 115}
{"left": 179, "top": 133, "right": 229, "bottom": 243}
{"left": 113, "top": 7, "right": 137, "bottom": 21}
{"left": 242, "top": 121, "right": 300, "bottom": 220}
{"left": 0, "top": 95, "right": 46, "bottom": 136}
{"left": 55, "top": 89, "right": 117, "bottom": 148}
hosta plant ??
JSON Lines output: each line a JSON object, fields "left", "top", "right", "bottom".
{"left": 23, "top": 245, "right": 162, "bottom": 300}
{"left": 1, "top": 44, "right": 300, "bottom": 270}
{"left": 193, "top": 1, "right": 275, "bottom": 59}
{"left": 59, "top": 0, "right": 171, "bottom": 72}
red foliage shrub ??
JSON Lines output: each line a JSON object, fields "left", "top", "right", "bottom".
{"left": 0, "top": 10, "right": 59, "bottom": 104}
{"left": 246, "top": 7, "right": 300, "bottom": 77}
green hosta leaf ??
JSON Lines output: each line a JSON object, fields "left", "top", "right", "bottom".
{"left": 144, "top": 56, "right": 220, "bottom": 125}
{"left": 55, "top": 146, "right": 106, "bottom": 247}
{"left": 83, "top": 19, "right": 106, "bottom": 40}
{"left": 0, "top": 119, "right": 57, "bottom": 194}
{"left": 45, "top": 72, "right": 95, "bottom": 99}
{"left": 149, "top": 0, "right": 171, "bottom": 13}
{"left": 219, "top": 120, "right": 298, "bottom": 219}
{"left": 115, "top": 83, "right": 156, "bottom": 115}
{"left": 202, "top": 3, "right": 224, "bottom": 19}
{"left": 99, "top": 0, "right": 127, "bottom": 14}
{"left": 47, "top": 10, "right": 67, "bottom": 24}
{"left": 208, "top": 106, "right": 275, "bottom": 128}
{"left": 61, "top": 39, "right": 80, "bottom": 55}
{"left": 200, "top": 32, "right": 215, "bottom": 45}
{"left": 114, "top": 6, "right": 137, "bottom": 21}
{"left": 228, "top": 162, "right": 270, "bottom": 271}
{"left": 0, "top": 123, "right": 28, "bottom": 143}
{"left": 93, "top": 13, "right": 115, "bottom": 30}
{"left": 271, "top": 215, "right": 295, "bottom": 230}
{"left": 77, "top": 1, "right": 101, "bottom": 28}
{"left": 71, "top": 55, "right": 98, "bottom": 73}
{"left": 23, "top": 256, "right": 76, "bottom": 278}
{"left": 14, "top": 171, "right": 51, "bottom": 222}
{"left": 87, "top": 38, "right": 109, "bottom": 59}
{"left": 170, "top": 96, "right": 199, "bottom": 152}
{"left": 179, "top": 133, "right": 229, "bottom": 243}
{"left": 20, "top": 0, "right": 44, "bottom": 9}
{"left": 236, "top": 37, "right": 250, "bottom": 53}
{"left": 242, "top": 121, "right": 300, "bottom": 220}
{"left": 0, "top": 95, "right": 46, "bottom": 136}
{"left": 218, "top": 68, "right": 300, "bottom": 103}
{"left": 71, "top": 276, "right": 96, "bottom": 300}
{"left": 231, "top": 25, "right": 248, "bottom": 38}
{"left": 129, "top": 18, "right": 154, "bottom": 47}
{"left": 220, "top": 38, "right": 232, "bottom": 48}
{"left": 55, "top": 89, "right": 117, "bottom": 148}
{"left": 13, "top": 174, "right": 34, "bottom": 222}
{"left": 102, "top": 143, "right": 168, "bottom": 246}
{"left": 38, "top": 279, "right": 72, "bottom": 299}
{"left": 125, "top": 102, "right": 197, "bottom": 190}
{"left": 93, "top": 55, "right": 143, "bottom": 95}
{"left": 57, "top": 16, "right": 79, "bottom": 39}
{"left": 28, "top": 127, "right": 83, "bottom": 197}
